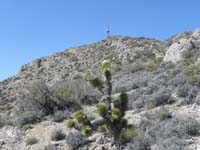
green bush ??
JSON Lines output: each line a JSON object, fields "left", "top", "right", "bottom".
{"left": 56, "top": 86, "right": 75, "bottom": 102}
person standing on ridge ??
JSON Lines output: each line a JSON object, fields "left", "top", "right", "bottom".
{"left": 106, "top": 27, "right": 111, "bottom": 38}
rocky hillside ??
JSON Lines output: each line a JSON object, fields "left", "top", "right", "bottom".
{"left": 1, "top": 28, "right": 200, "bottom": 150}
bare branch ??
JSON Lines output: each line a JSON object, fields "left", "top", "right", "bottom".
{"left": 91, "top": 118, "right": 107, "bottom": 129}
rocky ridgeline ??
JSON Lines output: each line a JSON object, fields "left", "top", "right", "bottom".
{"left": 0, "top": 36, "right": 163, "bottom": 112}
{"left": 1, "top": 29, "right": 200, "bottom": 149}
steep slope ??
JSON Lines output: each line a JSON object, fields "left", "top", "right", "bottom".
{"left": 1, "top": 29, "right": 200, "bottom": 149}
{"left": 0, "top": 36, "right": 163, "bottom": 113}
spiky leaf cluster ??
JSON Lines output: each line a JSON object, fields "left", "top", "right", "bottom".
{"left": 66, "top": 120, "right": 76, "bottom": 128}
{"left": 111, "top": 108, "right": 121, "bottom": 122}
{"left": 101, "top": 60, "right": 111, "bottom": 75}
{"left": 81, "top": 125, "right": 92, "bottom": 136}
{"left": 97, "top": 102, "right": 107, "bottom": 118}
{"left": 85, "top": 73, "right": 103, "bottom": 88}
{"left": 74, "top": 110, "right": 86, "bottom": 123}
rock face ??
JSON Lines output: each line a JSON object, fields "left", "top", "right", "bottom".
{"left": 1, "top": 28, "right": 200, "bottom": 149}
{"left": 163, "top": 28, "right": 200, "bottom": 63}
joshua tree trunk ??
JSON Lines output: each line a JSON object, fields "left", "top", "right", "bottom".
{"left": 106, "top": 80, "right": 112, "bottom": 116}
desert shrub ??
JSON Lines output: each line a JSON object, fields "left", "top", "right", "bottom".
{"left": 126, "top": 136, "right": 151, "bottom": 150}
{"left": 130, "top": 63, "right": 144, "bottom": 73}
{"left": 146, "top": 63, "right": 158, "bottom": 72}
{"left": 146, "top": 57, "right": 162, "bottom": 72}
{"left": 65, "top": 130, "right": 86, "bottom": 150}
{"left": 53, "top": 111, "right": 70, "bottom": 122}
{"left": 182, "top": 48, "right": 198, "bottom": 60}
{"left": 20, "top": 81, "right": 66, "bottom": 115}
{"left": 183, "top": 63, "right": 200, "bottom": 75}
{"left": 157, "top": 136, "right": 188, "bottom": 150}
{"left": 144, "top": 101, "right": 156, "bottom": 110}
{"left": 159, "top": 110, "right": 172, "bottom": 121}
{"left": 146, "top": 51, "right": 156, "bottom": 60}
{"left": 132, "top": 82, "right": 140, "bottom": 90}
{"left": 182, "top": 63, "right": 200, "bottom": 85}
{"left": 17, "top": 80, "right": 81, "bottom": 127}
{"left": 13, "top": 111, "right": 42, "bottom": 128}
{"left": 163, "top": 70, "right": 177, "bottom": 81}
{"left": 188, "top": 74, "right": 198, "bottom": 84}
{"left": 185, "top": 118, "right": 200, "bottom": 136}
{"left": 132, "top": 78, "right": 148, "bottom": 88}
{"left": 119, "top": 126, "right": 143, "bottom": 144}
{"left": 151, "top": 89, "right": 171, "bottom": 106}
{"left": 171, "top": 73, "right": 187, "bottom": 87}
{"left": 153, "top": 57, "right": 163, "bottom": 64}
{"left": 113, "top": 63, "right": 122, "bottom": 72}
{"left": 25, "top": 136, "right": 38, "bottom": 145}
{"left": 182, "top": 57, "right": 195, "bottom": 65}
{"left": 176, "top": 84, "right": 191, "bottom": 97}
{"left": 54, "top": 79, "right": 90, "bottom": 105}
{"left": 176, "top": 84, "right": 198, "bottom": 104}
{"left": 56, "top": 86, "right": 75, "bottom": 102}
{"left": 187, "top": 86, "right": 199, "bottom": 102}
{"left": 51, "top": 129, "right": 66, "bottom": 141}
{"left": 139, "top": 115, "right": 200, "bottom": 149}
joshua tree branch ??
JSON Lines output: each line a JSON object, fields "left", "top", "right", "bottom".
{"left": 91, "top": 118, "right": 107, "bottom": 129}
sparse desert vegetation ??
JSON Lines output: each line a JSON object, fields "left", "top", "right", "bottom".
{"left": 1, "top": 29, "right": 200, "bottom": 149}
